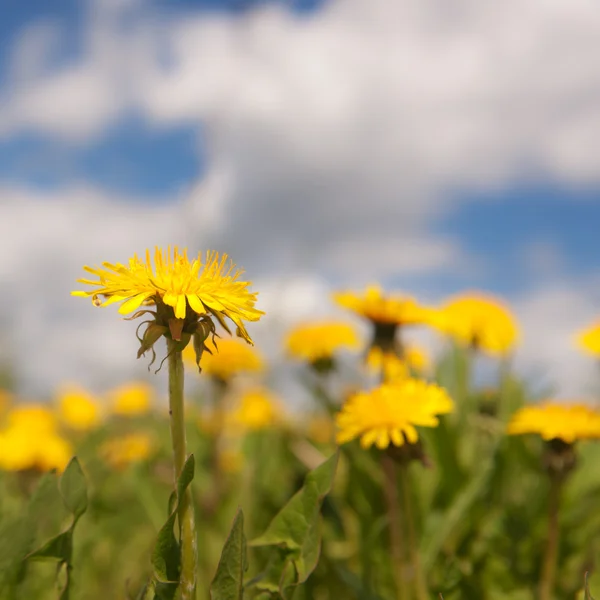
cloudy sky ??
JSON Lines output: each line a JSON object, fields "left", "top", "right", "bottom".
{"left": 1, "top": 0, "right": 600, "bottom": 399}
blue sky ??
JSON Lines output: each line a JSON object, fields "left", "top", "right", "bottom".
{"left": 1, "top": 0, "right": 600, "bottom": 395}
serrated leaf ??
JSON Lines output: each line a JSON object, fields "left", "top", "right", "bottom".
{"left": 28, "top": 531, "right": 72, "bottom": 562}
{"left": 210, "top": 509, "right": 247, "bottom": 600}
{"left": 250, "top": 453, "right": 338, "bottom": 593}
{"left": 59, "top": 457, "right": 88, "bottom": 520}
{"left": 150, "top": 454, "right": 196, "bottom": 597}
{"left": 252, "top": 453, "right": 338, "bottom": 550}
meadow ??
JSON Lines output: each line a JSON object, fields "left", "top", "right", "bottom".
{"left": 1, "top": 248, "right": 600, "bottom": 600}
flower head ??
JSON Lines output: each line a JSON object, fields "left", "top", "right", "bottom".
{"left": 336, "top": 380, "right": 453, "bottom": 449}
{"left": 73, "top": 247, "right": 264, "bottom": 367}
{"left": 102, "top": 433, "right": 153, "bottom": 469}
{"left": 230, "top": 388, "right": 282, "bottom": 431}
{"left": 433, "top": 292, "right": 519, "bottom": 355}
{"left": 333, "top": 285, "right": 430, "bottom": 326}
{"left": 576, "top": 321, "right": 600, "bottom": 357}
{"left": 366, "top": 345, "right": 430, "bottom": 382}
{"left": 185, "top": 337, "right": 264, "bottom": 382}
{"left": 507, "top": 402, "right": 600, "bottom": 443}
{"left": 0, "top": 404, "right": 72, "bottom": 472}
{"left": 286, "top": 321, "right": 360, "bottom": 364}
{"left": 57, "top": 385, "right": 101, "bottom": 431}
{"left": 110, "top": 382, "right": 153, "bottom": 416}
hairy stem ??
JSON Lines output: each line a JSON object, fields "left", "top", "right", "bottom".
{"left": 167, "top": 339, "right": 197, "bottom": 600}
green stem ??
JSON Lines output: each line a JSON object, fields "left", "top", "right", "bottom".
{"left": 167, "top": 340, "right": 197, "bottom": 600}
{"left": 399, "top": 465, "right": 428, "bottom": 600}
{"left": 539, "top": 474, "right": 563, "bottom": 600}
{"left": 381, "top": 452, "right": 409, "bottom": 600}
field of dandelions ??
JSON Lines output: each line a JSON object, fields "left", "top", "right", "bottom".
{"left": 1, "top": 248, "right": 600, "bottom": 600}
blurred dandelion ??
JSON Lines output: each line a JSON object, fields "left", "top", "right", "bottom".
{"left": 366, "top": 345, "right": 430, "bottom": 382}
{"left": 184, "top": 337, "right": 264, "bottom": 383}
{"left": 57, "top": 385, "right": 102, "bottom": 430}
{"left": 285, "top": 321, "right": 360, "bottom": 372}
{"left": 102, "top": 433, "right": 153, "bottom": 470}
{"left": 229, "top": 387, "right": 282, "bottom": 432}
{"left": 109, "top": 381, "right": 153, "bottom": 416}
{"left": 433, "top": 292, "right": 519, "bottom": 355}
{"left": 0, "top": 404, "right": 72, "bottom": 472}
{"left": 576, "top": 320, "right": 600, "bottom": 357}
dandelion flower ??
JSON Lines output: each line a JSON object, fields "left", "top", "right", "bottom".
{"left": 57, "top": 385, "right": 101, "bottom": 431}
{"left": 336, "top": 380, "right": 453, "bottom": 449}
{"left": 366, "top": 345, "right": 430, "bottom": 382}
{"left": 576, "top": 321, "right": 600, "bottom": 357}
{"left": 72, "top": 247, "right": 264, "bottom": 366}
{"left": 433, "top": 292, "right": 519, "bottom": 355}
{"left": 102, "top": 433, "right": 153, "bottom": 469}
{"left": 0, "top": 405, "right": 72, "bottom": 472}
{"left": 230, "top": 388, "right": 282, "bottom": 431}
{"left": 185, "top": 337, "right": 264, "bottom": 382}
{"left": 110, "top": 382, "right": 153, "bottom": 416}
{"left": 507, "top": 403, "right": 600, "bottom": 443}
{"left": 334, "top": 285, "right": 430, "bottom": 326}
{"left": 286, "top": 321, "right": 360, "bottom": 365}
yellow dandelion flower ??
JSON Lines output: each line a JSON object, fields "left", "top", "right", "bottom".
{"left": 433, "top": 292, "right": 519, "bottom": 355}
{"left": 7, "top": 405, "right": 57, "bottom": 434}
{"left": 285, "top": 321, "right": 360, "bottom": 363}
{"left": 72, "top": 247, "right": 264, "bottom": 368}
{"left": 333, "top": 285, "right": 430, "bottom": 326}
{"left": 230, "top": 388, "right": 281, "bottom": 431}
{"left": 110, "top": 382, "right": 153, "bottom": 416}
{"left": 576, "top": 321, "right": 600, "bottom": 357}
{"left": 366, "top": 345, "right": 430, "bottom": 382}
{"left": 102, "top": 433, "right": 153, "bottom": 469}
{"left": 336, "top": 380, "right": 453, "bottom": 449}
{"left": 507, "top": 403, "right": 600, "bottom": 443}
{"left": 57, "top": 385, "right": 101, "bottom": 431}
{"left": 186, "top": 337, "right": 264, "bottom": 382}
{"left": 0, "top": 406, "right": 73, "bottom": 473}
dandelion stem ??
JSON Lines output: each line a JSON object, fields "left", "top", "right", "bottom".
{"left": 167, "top": 340, "right": 197, "bottom": 600}
{"left": 539, "top": 472, "right": 563, "bottom": 600}
{"left": 399, "top": 464, "right": 428, "bottom": 600}
{"left": 381, "top": 452, "right": 409, "bottom": 600}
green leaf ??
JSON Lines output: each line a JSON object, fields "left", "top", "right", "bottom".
{"left": 210, "top": 509, "right": 247, "bottom": 600}
{"left": 250, "top": 453, "right": 338, "bottom": 594}
{"left": 150, "top": 454, "right": 196, "bottom": 598}
{"left": 585, "top": 573, "right": 596, "bottom": 600}
{"left": 27, "top": 531, "right": 72, "bottom": 562}
{"left": 59, "top": 457, "right": 88, "bottom": 520}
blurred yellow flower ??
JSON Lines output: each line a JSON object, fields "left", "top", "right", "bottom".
{"left": 102, "top": 433, "right": 153, "bottom": 469}
{"left": 366, "top": 345, "right": 430, "bottom": 381}
{"left": 576, "top": 321, "right": 600, "bottom": 356}
{"left": 7, "top": 405, "right": 57, "bottom": 434}
{"left": 433, "top": 292, "right": 519, "bottom": 355}
{"left": 336, "top": 380, "right": 453, "bottom": 449}
{"left": 0, "top": 404, "right": 72, "bottom": 472}
{"left": 110, "top": 382, "right": 153, "bottom": 416}
{"left": 333, "top": 285, "right": 430, "bottom": 326}
{"left": 285, "top": 321, "right": 360, "bottom": 363}
{"left": 507, "top": 403, "right": 600, "bottom": 443}
{"left": 186, "top": 338, "right": 264, "bottom": 382}
{"left": 57, "top": 385, "right": 101, "bottom": 431}
{"left": 230, "top": 388, "right": 281, "bottom": 431}
{"left": 72, "top": 247, "right": 263, "bottom": 345}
